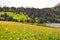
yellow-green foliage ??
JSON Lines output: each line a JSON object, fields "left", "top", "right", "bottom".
{"left": 0, "top": 12, "right": 31, "bottom": 21}
{"left": 0, "top": 21, "right": 60, "bottom": 40}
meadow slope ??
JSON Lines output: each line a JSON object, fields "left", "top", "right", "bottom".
{"left": 0, "top": 21, "right": 60, "bottom": 40}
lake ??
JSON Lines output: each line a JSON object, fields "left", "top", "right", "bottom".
{"left": 45, "top": 23, "right": 60, "bottom": 28}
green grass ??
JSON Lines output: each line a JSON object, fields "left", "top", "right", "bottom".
{"left": 0, "top": 21, "right": 60, "bottom": 40}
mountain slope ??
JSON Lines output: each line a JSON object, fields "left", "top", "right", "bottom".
{"left": 55, "top": 3, "right": 60, "bottom": 6}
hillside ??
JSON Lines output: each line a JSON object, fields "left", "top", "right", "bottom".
{"left": 0, "top": 6, "right": 60, "bottom": 23}
{"left": 0, "top": 21, "right": 60, "bottom": 40}
{"left": 0, "top": 12, "right": 29, "bottom": 22}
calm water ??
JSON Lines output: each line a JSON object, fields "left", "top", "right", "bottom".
{"left": 46, "top": 23, "right": 60, "bottom": 27}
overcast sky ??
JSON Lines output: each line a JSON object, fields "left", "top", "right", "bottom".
{"left": 0, "top": 0, "right": 60, "bottom": 8}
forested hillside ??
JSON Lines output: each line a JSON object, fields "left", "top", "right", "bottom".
{"left": 0, "top": 6, "right": 60, "bottom": 23}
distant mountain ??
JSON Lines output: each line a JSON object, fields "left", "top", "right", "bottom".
{"left": 55, "top": 3, "right": 60, "bottom": 7}
{"left": 53, "top": 3, "right": 60, "bottom": 11}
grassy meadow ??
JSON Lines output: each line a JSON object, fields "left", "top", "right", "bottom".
{"left": 0, "top": 21, "right": 60, "bottom": 40}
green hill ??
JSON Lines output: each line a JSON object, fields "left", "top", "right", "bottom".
{"left": 0, "top": 21, "right": 60, "bottom": 40}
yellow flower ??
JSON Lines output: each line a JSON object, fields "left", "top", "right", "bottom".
{"left": 5, "top": 28, "right": 9, "bottom": 31}
{"left": 13, "top": 31, "right": 16, "bottom": 34}
{"left": 46, "top": 33, "right": 48, "bottom": 36}
{"left": 10, "top": 31, "right": 13, "bottom": 34}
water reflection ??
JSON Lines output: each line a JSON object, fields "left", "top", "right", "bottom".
{"left": 46, "top": 23, "right": 60, "bottom": 27}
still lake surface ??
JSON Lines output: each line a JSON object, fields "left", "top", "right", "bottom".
{"left": 45, "top": 23, "right": 60, "bottom": 28}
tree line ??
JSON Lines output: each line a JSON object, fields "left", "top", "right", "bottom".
{"left": 0, "top": 6, "right": 60, "bottom": 23}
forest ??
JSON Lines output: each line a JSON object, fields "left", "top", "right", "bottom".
{"left": 0, "top": 6, "right": 60, "bottom": 23}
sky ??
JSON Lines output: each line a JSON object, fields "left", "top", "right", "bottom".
{"left": 0, "top": 0, "right": 60, "bottom": 8}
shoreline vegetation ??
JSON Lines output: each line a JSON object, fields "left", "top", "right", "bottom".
{"left": 0, "top": 21, "right": 60, "bottom": 28}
